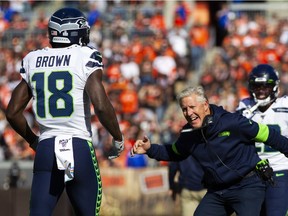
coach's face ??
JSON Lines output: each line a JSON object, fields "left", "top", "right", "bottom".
{"left": 180, "top": 94, "right": 210, "bottom": 129}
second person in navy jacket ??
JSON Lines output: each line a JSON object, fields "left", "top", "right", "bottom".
{"left": 131, "top": 85, "right": 288, "bottom": 216}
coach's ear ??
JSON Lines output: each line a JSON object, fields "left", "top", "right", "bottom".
{"left": 202, "top": 115, "right": 213, "bottom": 128}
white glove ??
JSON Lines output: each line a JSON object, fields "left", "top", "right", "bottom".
{"left": 242, "top": 109, "right": 253, "bottom": 119}
{"left": 108, "top": 135, "right": 124, "bottom": 160}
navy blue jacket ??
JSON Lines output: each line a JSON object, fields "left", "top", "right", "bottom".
{"left": 147, "top": 104, "right": 288, "bottom": 190}
{"left": 169, "top": 156, "right": 205, "bottom": 191}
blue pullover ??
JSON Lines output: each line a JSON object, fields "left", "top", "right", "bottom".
{"left": 169, "top": 156, "right": 205, "bottom": 191}
{"left": 147, "top": 104, "right": 288, "bottom": 191}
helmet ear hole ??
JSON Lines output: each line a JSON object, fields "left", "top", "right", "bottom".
{"left": 48, "top": 7, "right": 90, "bottom": 47}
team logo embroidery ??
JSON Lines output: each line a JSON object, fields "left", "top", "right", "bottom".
{"left": 218, "top": 131, "right": 230, "bottom": 137}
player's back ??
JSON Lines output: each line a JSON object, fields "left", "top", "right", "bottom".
{"left": 21, "top": 44, "right": 103, "bottom": 141}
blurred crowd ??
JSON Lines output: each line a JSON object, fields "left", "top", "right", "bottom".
{"left": 0, "top": 0, "right": 288, "bottom": 169}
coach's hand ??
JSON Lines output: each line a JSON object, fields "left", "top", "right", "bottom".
{"left": 108, "top": 135, "right": 124, "bottom": 160}
{"left": 130, "top": 136, "right": 151, "bottom": 157}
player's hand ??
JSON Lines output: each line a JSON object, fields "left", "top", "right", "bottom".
{"left": 108, "top": 135, "right": 124, "bottom": 160}
{"left": 242, "top": 109, "right": 253, "bottom": 119}
{"left": 130, "top": 136, "right": 150, "bottom": 157}
{"left": 29, "top": 136, "right": 39, "bottom": 151}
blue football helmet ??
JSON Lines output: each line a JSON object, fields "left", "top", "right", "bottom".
{"left": 248, "top": 64, "right": 280, "bottom": 106}
{"left": 48, "top": 8, "right": 90, "bottom": 46}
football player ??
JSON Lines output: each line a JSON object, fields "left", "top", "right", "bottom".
{"left": 6, "top": 8, "right": 124, "bottom": 216}
{"left": 237, "top": 64, "right": 288, "bottom": 216}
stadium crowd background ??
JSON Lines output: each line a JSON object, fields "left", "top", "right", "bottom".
{"left": 0, "top": 0, "right": 288, "bottom": 170}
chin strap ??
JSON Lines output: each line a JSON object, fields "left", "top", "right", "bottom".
{"left": 255, "top": 96, "right": 272, "bottom": 106}
{"left": 253, "top": 95, "right": 273, "bottom": 107}
{"left": 242, "top": 96, "right": 274, "bottom": 119}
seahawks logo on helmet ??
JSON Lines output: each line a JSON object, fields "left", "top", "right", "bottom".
{"left": 77, "top": 19, "right": 89, "bottom": 28}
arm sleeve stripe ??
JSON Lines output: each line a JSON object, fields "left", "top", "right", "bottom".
{"left": 172, "top": 143, "right": 181, "bottom": 155}
{"left": 254, "top": 123, "right": 269, "bottom": 142}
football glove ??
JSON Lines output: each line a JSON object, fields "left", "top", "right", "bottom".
{"left": 255, "top": 159, "right": 274, "bottom": 186}
{"left": 108, "top": 135, "right": 124, "bottom": 160}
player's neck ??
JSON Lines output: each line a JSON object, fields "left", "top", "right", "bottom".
{"left": 258, "top": 103, "right": 272, "bottom": 112}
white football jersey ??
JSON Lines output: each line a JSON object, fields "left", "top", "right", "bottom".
{"left": 20, "top": 44, "right": 103, "bottom": 141}
{"left": 237, "top": 96, "right": 288, "bottom": 171}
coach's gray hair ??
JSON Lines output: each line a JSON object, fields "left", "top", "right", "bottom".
{"left": 176, "top": 86, "right": 208, "bottom": 104}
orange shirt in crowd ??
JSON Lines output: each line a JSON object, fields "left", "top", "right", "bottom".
{"left": 240, "top": 60, "right": 253, "bottom": 74}
{"left": 106, "top": 62, "right": 122, "bottom": 82}
{"left": 0, "top": 84, "right": 11, "bottom": 109}
{"left": 190, "top": 24, "right": 209, "bottom": 48}
{"left": 142, "top": 45, "right": 157, "bottom": 62}
{"left": 258, "top": 48, "right": 280, "bottom": 64}
{"left": 119, "top": 89, "right": 138, "bottom": 114}
{"left": 0, "top": 17, "right": 9, "bottom": 33}
{"left": 150, "top": 12, "right": 166, "bottom": 32}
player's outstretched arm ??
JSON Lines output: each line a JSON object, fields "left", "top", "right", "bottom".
{"left": 86, "top": 69, "right": 123, "bottom": 158}
{"left": 86, "top": 69, "right": 122, "bottom": 140}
